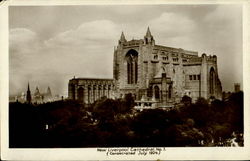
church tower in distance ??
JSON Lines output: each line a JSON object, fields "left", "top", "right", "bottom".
{"left": 26, "top": 82, "right": 31, "bottom": 104}
{"left": 47, "top": 86, "right": 52, "bottom": 98}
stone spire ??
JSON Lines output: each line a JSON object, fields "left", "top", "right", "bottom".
{"left": 34, "top": 86, "right": 40, "bottom": 96}
{"left": 146, "top": 26, "right": 152, "bottom": 37}
{"left": 144, "top": 27, "right": 154, "bottom": 45}
{"left": 47, "top": 86, "right": 52, "bottom": 97}
{"left": 26, "top": 82, "right": 31, "bottom": 104}
{"left": 119, "top": 31, "right": 127, "bottom": 44}
{"left": 28, "top": 82, "right": 30, "bottom": 91}
{"left": 33, "top": 86, "right": 42, "bottom": 103}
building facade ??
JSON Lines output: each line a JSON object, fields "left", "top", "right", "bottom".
{"left": 68, "top": 28, "right": 222, "bottom": 108}
{"left": 68, "top": 78, "right": 115, "bottom": 104}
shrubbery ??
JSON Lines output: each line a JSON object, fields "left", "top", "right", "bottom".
{"left": 9, "top": 92, "right": 243, "bottom": 147}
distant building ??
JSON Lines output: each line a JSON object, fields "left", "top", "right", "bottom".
{"left": 26, "top": 83, "right": 31, "bottom": 104}
{"left": 33, "top": 86, "right": 42, "bottom": 103}
{"left": 222, "top": 91, "right": 232, "bottom": 101}
{"left": 46, "top": 86, "right": 52, "bottom": 97}
{"left": 10, "top": 84, "right": 54, "bottom": 104}
{"left": 44, "top": 86, "right": 53, "bottom": 102}
{"left": 25, "top": 84, "right": 53, "bottom": 104}
{"left": 69, "top": 27, "right": 222, "bottom": 108}
{"left": 234, "top": 83, "right": 241, "bottom": 93}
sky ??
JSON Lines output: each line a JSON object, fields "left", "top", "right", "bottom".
{"left": 9, "top": 4, "right": 243, "bottom": 96}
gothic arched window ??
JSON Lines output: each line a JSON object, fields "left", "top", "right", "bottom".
{"left": 77, "top": 87, "right": 84, "bottom": 103}
{"left": 70, "top": 84, "right": 75, "bottom": 100}
{"left": 87, "top": 85, "right": 91, "bottom": 103}
{"left": 126, "top": 49, "right": 138, "bottom": 84}
{"left": 147, "top": 86, "right": 153, "bottom": 98}
{"left": 127, "top": 56, "right": 132, "bottom": 84}
{"left": 210, "top": 67, "right": 216, "bottom": 94}
{"left": 98, "top": 85, "right": 102, "bottom": 98}
{"left": 154, "top": 86, "right": 160, "bottom": 100}
{"left": 168, "top": 85, "right": 172, "bottom": 98}
{"left": 93, "top": 85, "right": 96, "bottom": 101}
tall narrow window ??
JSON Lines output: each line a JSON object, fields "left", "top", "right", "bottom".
{"left": 98, "top": 85, "right": 102, "bottom": 98}
{"left": 210, "top": 68, "right": 216, "bottom": 94}
{"left": 131, "top": 62, "right": 134, "bottom": 84}
{"left": 135, "top": 60, "right": 138, "bottom": 83}
{"left": 127, "top": 60, "right": 131, "bottom": 84}
{"left": 147, "top": 86, "right": 153, "bottom": 98}
{"left": 70, "top": 84, "right": 75, "bottom": 100}
{"left": 197, "top": 74, "right": 201, "bottom": 80}
{"left": 189, "top": 75, "right": 192, "bottom": 80}
{"left": 154, "top": 86, "right": 160, "bottom": 100}
{"left": 77, "top": 87, "right": 84, "bottom": 103}
{"left": 93, "top": 85, "right": 96, "bottom": 101}
{"left": 168, "top": 85, "right": 172, "bottom": 98}
{"left": 114, "top": 64, "right": 119, "bottom": 80}
{"left": 88, "top": 86, "right": 91, "bottom": 103}
{"left": 126, "top": 49, "right": 138, "bottom": 84}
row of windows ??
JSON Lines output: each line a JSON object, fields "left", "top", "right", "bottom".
{"left": 147, "top": 85, "right": 172, "bottom": 99}
{"left": 163, "top": 56, "right": 168, "bottom": 60}
{"left": 189, "top": 74, "right": 201, "bottom": 81}
{"left": 153, "top": 51, "right": 179, "bottom": 55}
{"left": 173, "top": 58, "right": 179, "bottom": 62}
{"left": 153, "top": 50, "right": 197, "bottom": 59}
{"left": 153, "top": 55, "right": 179, "bottom": 62}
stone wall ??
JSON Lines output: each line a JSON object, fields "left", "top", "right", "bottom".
{"left": 68, "top": 78, "right": 115, "bottom": 104}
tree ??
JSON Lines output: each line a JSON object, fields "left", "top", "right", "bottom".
{"left": 181, "top": 95, "right": 192, "bottom": 106}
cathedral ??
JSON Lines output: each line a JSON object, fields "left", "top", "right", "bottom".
{"left": 68, "top": 27, "right": 222, "bottom": 109}
{"left": 24, "top": 83, "right": 53, "bottom": 104}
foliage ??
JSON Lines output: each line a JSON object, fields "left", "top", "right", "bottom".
{"left": 181, "top": 95, "right": 192, "bottom": 106}
{"left": 9, "top": 92, "right": 243, "bottom": 147}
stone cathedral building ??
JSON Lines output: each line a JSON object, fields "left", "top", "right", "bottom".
{"left": 68, "top": 28, "right": 222, "bottom": 109}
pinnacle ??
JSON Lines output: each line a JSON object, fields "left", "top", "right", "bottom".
{"left": 146, "top": 26, "right": 152, "bottom": 37}
{"left": 120, "top": 31, "right": 126, "bottom": 42}
{"left": 27, "top": 82, "right": 30, "bottom": 91}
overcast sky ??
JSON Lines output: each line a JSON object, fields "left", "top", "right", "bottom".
{"left": 9, "top": 5, "right": 242, "bottom": 96}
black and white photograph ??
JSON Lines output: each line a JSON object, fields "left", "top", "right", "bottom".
{"left": 1, "top": 0, "right": 249, "bottom": 160}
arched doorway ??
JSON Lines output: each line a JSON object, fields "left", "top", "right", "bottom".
{"left": 125, "top": 49, "right": 138, "bottom": 84}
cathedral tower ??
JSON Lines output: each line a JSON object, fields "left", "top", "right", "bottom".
{"left": 47, "top": 86, "right": 52, "bottom": 97}
{"left": 69, "top": 27, "right": 222, "bottom": 108}
{"left": 144, "top": 27, "right": 155, "bottom": 45}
